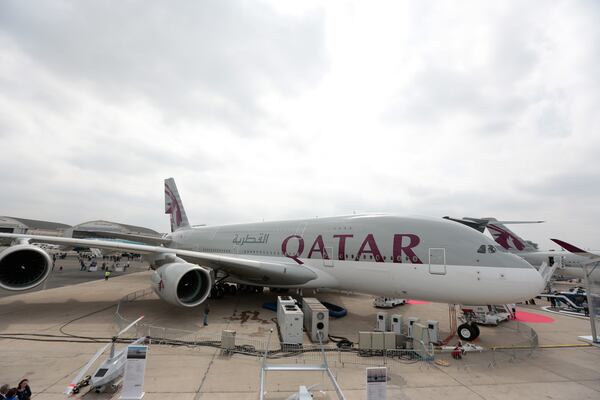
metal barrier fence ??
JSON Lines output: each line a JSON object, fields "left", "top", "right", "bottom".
{"left": 436, "top": 319, "right": 540, "bottom": 369}
{"left": 114, "top": 288, "right": 538, "bottom": 370}
{"left": 114, "top": 288, "right": 434, "bottom": 371}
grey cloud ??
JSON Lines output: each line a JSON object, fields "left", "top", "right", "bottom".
{"left": 383, "top": 5, "right": 549, "bottom": 134}
{"left": 536, "top": 103, "right": 571, "bottom": 138}
{"left": 64, "top": 138, "right": 221, "bottom": 176}
{"left": 384, "top": 64, "right": 531, "bottom": 133}
{"left": 0, "top": 1, "right": 326, "bottom": 130}
{"left": 521, "top": 172, "right": 600, "bottom": 199}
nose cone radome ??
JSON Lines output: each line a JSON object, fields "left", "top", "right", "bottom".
{"left": 512, "top": 256, "right": 545, "bottom": 301}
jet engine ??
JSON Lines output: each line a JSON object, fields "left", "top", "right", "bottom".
{"left": 0, "top": 244, "right": 53, "bottom": 291}
{"left": 151, "top": 261, "right": 212, "bottom": 307}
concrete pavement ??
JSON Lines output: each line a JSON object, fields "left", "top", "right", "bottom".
{"left": 0, "top": 269, "right": 599, "bottom": 399}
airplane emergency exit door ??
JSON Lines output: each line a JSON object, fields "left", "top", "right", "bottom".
{"left": 428, "top": 248, "right": 446, "bottom": 275}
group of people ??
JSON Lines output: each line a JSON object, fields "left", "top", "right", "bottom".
{"left": 49, "top": 251, "right": 134, "bottom": 277}
{"left": 103, "top": 254, "right": 138, "bottom": 262}
{"left": 0, "top": 379, "right": 31, "bottom": 400}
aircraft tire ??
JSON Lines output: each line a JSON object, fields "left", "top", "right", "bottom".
{"left": 457, "top": 323, "right": 477, "bottom": 341}
{"left": 470, "top": 323, "right": 480, "bottom": 339}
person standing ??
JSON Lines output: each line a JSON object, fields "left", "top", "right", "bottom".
{"left": 15, "top": 379, "right": 31, "bottom": 400}
{"left": 203, "top": 305, "right": 210, "bottom": 326}
{"left": 104, "top": 270, "right": 111, "bottom": 281}
{"left": 4, "top": 389, "right": 17, "bottom": 400}
{"left": 1, "top": 384, "right": 9, "bottom": 399}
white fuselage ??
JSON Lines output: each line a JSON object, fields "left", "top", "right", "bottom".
{"left": 164, "top": 215, "right": 544, "bottom": 304}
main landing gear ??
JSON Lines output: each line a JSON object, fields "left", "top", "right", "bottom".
{"left": 457, "top": 322, "right": 480, "bottom": 341}
{"left": 210, "top": 283, "right": 265, "bottom": 299}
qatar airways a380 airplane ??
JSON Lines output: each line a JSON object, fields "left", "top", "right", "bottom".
{"left": 0, "top": 178, "right": 545, "bottom": 340}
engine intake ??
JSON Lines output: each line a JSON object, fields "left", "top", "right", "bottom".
{"left": 151, "top": 262, "right": 212, "bottom": 307}
{"left": 0, "top": 244, "right": 52, "bottom": 291}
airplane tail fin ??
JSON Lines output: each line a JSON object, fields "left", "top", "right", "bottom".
{"left": 482, "top": 218, "right": 540, "bottom": 253}
{"left": 164, "top": 178, "right": 190, "bottom": 232}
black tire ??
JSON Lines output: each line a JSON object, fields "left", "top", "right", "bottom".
{"left": 457, "top": 323, "right": 476, "bottom": 341}
{"left": 215, "top": 287, "right": 225, "bottom": 299}
{"left": 470, "top": 323, "right": 480, "bottom": 339}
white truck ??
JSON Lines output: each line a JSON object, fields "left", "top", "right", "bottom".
{"left": 373, "top": 297, "right": 406, "bottom": 308}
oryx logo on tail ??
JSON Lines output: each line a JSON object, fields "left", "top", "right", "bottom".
{"left": 164, "top": 178, "right": 190, "bottom": 232}
{"left": 487, "top": 224, "right": 526, "bottom": 251}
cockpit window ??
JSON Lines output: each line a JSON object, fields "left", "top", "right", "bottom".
{"left": 488, "top": 245, "right": 496, "bottom": 253}
{"left": 477, "top": 245, "right": 486, "bottom": 254}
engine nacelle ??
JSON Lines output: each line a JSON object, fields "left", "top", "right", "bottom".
{"left": 151, "top": 262, "right": 212, "bottom": 307}
{"left": 0, "top": 244, "right": 52, "bottom": 291}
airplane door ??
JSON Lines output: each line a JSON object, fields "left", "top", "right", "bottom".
{"left": 428, "top": 248, "right": 446, "bottom": 275}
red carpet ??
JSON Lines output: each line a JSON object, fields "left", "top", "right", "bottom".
{"left": 514, "top": 310, "right": 554, "bottom": 323}
{"left": 407, "top": 299, "right": 431, "bottom": 305}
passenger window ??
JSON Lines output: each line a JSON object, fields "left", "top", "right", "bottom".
{"left": 477, "top": 245, "right": 486, "bottom": 254}
{"left": 488, "top": 245, "right": 496, "bottom": 253}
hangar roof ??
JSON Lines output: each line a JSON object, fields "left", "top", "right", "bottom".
{"left": 72, "top": 220, "right": 161, "bottom": 236}
{"left": 0, "top": 216, "right": 71, "bottom": 230}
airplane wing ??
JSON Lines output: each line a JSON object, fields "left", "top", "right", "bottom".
{"left": 551, "top": 238, "right": 600, "bottom": 261}
{"left": 71, "top": 230, "right": 171, "bottom": 246}
{"left": 0, "top": 233, "right": 316, "bottom": 286}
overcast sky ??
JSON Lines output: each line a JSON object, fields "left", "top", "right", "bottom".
{"left": 1, "top": 1, "right": 599, "bottom": 250}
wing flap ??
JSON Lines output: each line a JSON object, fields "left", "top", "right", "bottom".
{"left": 71, "top": 230, "right": 171, "bottom": 246}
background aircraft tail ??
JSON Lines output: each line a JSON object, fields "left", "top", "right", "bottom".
{"left": 483, "top": 218, "right": 540, "bottom": 252}
{"left": 445, "top": 216, "right": 542, "bottom": 253}
{"left": 164, "top": 178, "right": 190, "bottom": 232}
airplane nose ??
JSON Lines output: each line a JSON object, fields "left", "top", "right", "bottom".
{"left": 520, "top": 260, "right": 545, "bottom": 299}
{"left": 503, "top": 254, "right": 545, "bottom": 301}
{"left": 531, "top": 269, "right": 545, "bottom": 295}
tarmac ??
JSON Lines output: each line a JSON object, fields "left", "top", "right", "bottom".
{"left": 0, "top": 258, "right": 599, "bottom": 399}
{"left": 0, "top": 253, "right": 148, "bottom": 298}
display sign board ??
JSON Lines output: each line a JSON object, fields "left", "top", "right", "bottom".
{"left": 119, "top": 345, "right": 147, "bottom": 400}
{"left": 366, "top": 366, "right": 387, "bottom": 400}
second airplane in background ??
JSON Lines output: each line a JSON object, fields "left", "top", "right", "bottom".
{"left": 447, "top": 217, "right": 600, "bottom": 283}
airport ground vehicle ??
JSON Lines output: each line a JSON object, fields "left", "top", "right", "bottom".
{"left": 373, "top": 297, "right": 406, "bottom": 308}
